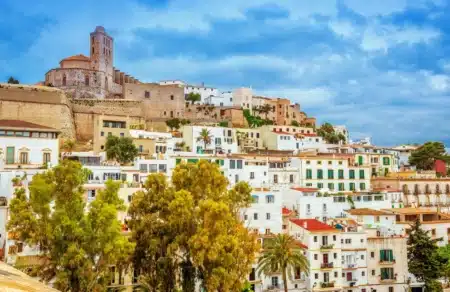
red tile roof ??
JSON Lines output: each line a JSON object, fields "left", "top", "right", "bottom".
{"left": 60, "top": 54, "right": 90, "bottom": 62}
{"left": 291, "top": 187, "right": 319, "bottom": 192}
{"left": 0, "top": 120, "right": 57, "bottom": 130}
{"left": 301, "top": 133, "right": 318, "bottom": 137}
{"left": 272, "top": 131, "right": 293, "bottom": 135}
{"left": 282, "top": 207, "right": 293, "bottom": 216}
{"left": 294, "top": 240, "right": 308, "bottom": 249}
{"left": 290, "top": 219, "right": 338, "bottom": 232}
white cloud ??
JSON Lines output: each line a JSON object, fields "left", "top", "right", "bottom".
{"left": 343, "top": 0, "right": 408, "bottom": 16}
{"left": 360, "top": 24, "right": 440, "bottom": 52}
{"left": 428, "top": 74, "right": 450, "bottom": 92}
{"left": 329, "top": 21, "right": 358, "bottom": 39}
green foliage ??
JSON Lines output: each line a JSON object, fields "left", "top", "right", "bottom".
{"left": 218, "top": 121, "right": 229, "bottom": 127}
{"left": 196, "top": 128, "right": 212, "bottom": 150}
{"left": 241, "top": 281, "right": 254, "bottom": 292}
{"left": 166, "top": 118, "right": 181, "bottom": 130}
{"left": 258, "top": 234, "right": 309, "bottom": 292}
{"left": 128, "top": 160, "right": 258, "bottom": 291}
{"left": 346, "top": 195, "right": 355, "bottom": 209}
{"left": 438, "top": 245, "right": 450, "bottom": 286}
{"left": 105, "top": 135, "right": 139, "bottom": 165}
{"left": 409, "top": 142, "right": 448, "bottom": 170}
{"left": 243, "top": 109, "right": 273, "bottom": 128}
{"left": 62, "top": 139, "right": 75, "bottom": 153}
{"left": 291, "top": 120, "right": 300, "bottom": 127}
{"left": 180, "top": 119, "right": 191, "bottom": 125}
{"left": 408, "top": 219, "right": 445, "bottom": 291}
{"left": 186, "top": 92, "right": 201, "bottom": 104}
{"left": 7, "top": 76, "right": 19, "bottom": 84}
{"left": 317, "top": 122, "right": 346, "bottom": 144}
{"left": 7, "top": 160, "right": 132, "bottom": 292}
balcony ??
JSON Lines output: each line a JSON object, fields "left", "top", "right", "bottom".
{"left": 320, "top": 262, "right": 334, "bottom": 269}
{"left": 379, "top": 259, "right": 396, "bottom": 265}
{"left": 320, "top": 244, "right": 334, "bottom": 250}
{"left": 320, "top": 282, "right": 335, "bottom": 288}
{"left": 265, "top": 284, "right": 281, "bottom": 291}
{"left": 344, "top": 263, "right": 357, "bottom": 269}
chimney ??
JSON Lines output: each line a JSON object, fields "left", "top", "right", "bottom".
{"left": 303, "top": 221, "right": 308, "bottom": 229}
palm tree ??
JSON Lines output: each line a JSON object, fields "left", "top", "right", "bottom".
{"left": 196, "top": 128, "right": 212, "bottom": 151}
{"left": 257, "top": 234, "right": 309, "bottom": 292}
{"left": 259, "top": 103, "right": 273, "bottom": 120}
{"left": 62, "top": 139, "right": 75, "bottom": 156}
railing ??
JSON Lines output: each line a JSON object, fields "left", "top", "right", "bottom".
{"left": 320, "top": 244, "right": 334, "bottom": 250}
{"left": 320, "top": 282, "right": 335, "bottom": 288}
{"left": 379, "top": 259, "right": 396, "bottom": 264}
{"left": 321, "top": 262, "right": 334, "bottom": 269}
{"left": 346, "top": 263, "right": 356, "bottom": 269}
{"left": 266, "top": 284, "right": 281, "bottom": 290}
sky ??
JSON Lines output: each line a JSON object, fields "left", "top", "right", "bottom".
{"left": 1, "top": 0, "right": 450, "bottom": 146}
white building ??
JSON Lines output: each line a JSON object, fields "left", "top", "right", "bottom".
{"left": 233, "top": 87, "right": 253, "bottom": 110}
{"left": 333, "top": 125, "right": 349, "bottom": 143}
{"left": 0, "top": 120, "right": 59, "bottom": 169}
{"left": 181, "top": 125, "right": 238, "bottom": 154}
{"left": 204, "top": 91, "right": 233, "bottom": 107}
{"left": 159, "top": 80, "right": 219, "bottom": 104}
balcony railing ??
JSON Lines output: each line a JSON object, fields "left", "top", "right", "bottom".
{"left": 320, "top": 282, "right": 335, "bottom": 288}
{"left": 266, "top": 284, "right": 281, "bottom": 290}
{"left": 321, "top": 262, "right": 334, "bottom": 269}
{"left": 320, "top": 244, "right": 334, "bottom": 250}
{"left": 346, "top": 263, "right": 356, "bottom": 269}
{"left": 379, "top": 259, "right": 396, "bottom": 264}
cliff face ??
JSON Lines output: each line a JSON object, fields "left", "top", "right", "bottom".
{"left": 0, "top": 84, "right": 76, "bottom": 139}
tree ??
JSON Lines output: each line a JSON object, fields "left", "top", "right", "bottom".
{"left": 186, "top": 92, "right": 201, "bottom": 104}
{"left": 180, "top": 119, "right": 191, "bottom": 125}
{"left": 105, "top": 135, "right": 138, "bottom": 164}
{"left": 259, "top": 104, "right": 273, "bottom": 119}
{"left": 409, "top": 142, "right": 448, "bottom": 170}
{"left": 62, "top": 139, "right": 75, "bottom": 155}
{"left": 258, "top": 234, "right": 309, "bottom": 292}
{"left": 7, "top": 76, "right": 19, "bottom": 84}
{"left": 196, "top": 128, "right": 212, "bottom": 150}
{"left": 317, "top": 122, "right": 346, "bottom": 144}
{"left": 291, "top": 120, "right": 300, "bottom": 127}
{"left": 407, "top": 218, "right": 445, "bottom": 292}
{"left": 7, "top": 160, "right": 132, "bottom": 291}
{"left": 438, "top": 245, "right": 450, "bottom": 287}
{"left": 166, "top": 118, "right": 181, "bottom": 130}
{"left": 128, "top": 160, "right": 258, "bottom": 291}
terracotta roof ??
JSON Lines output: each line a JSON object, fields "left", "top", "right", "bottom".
{"left": 383, "top": 207, "right": 437, "bottom": 215}
{"left": 272, "top": 131, "right": 293, "bottom": 135}
{"left": 60, "top": 54, "right": 90, "bottom": 62}
{"left": 291, "top": 187, "right": 319, "bottom": 192}
{"left": 0, "top": 120, "right": 57, "bottom": 131}
{"left": 372, "top": 187, "right": 402, "bottom": 193}
{"left": 290, "top": 219, "right": 338, "bottom": 232}
{"left": 282, "top": 207, "right": 293, "bottom": 216}
{"left": 293, "top": 240, "right": 308, "bottom": 249}
{"left": 301, "top": 133, "right": 318, "bottom": 137}
{"left": 346, "top": 208, "right": 393, "bottom": 216}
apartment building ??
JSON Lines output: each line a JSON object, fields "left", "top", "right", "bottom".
{"left": 292, "top": 154, "right": 371, "bottom": 192}
{"left": 129, "top": 130, "right": 179, "bottom": 158}
{"left": 288, "top": 219, "right": 342, "bottom": 292}
{"left": 0, "top": 120, "right": 59, "bottom": 168}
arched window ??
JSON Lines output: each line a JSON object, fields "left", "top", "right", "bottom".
{"left": 85, "top": 75, "right": 90, "bottom": 86}
{"left": 62, "top": 74, "right": 67, "bottom": 86}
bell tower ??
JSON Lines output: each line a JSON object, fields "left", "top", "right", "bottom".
{"left": 90, "top": 26, "right": 114, "bottom": 90}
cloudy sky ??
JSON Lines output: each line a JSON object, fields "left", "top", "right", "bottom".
{"left": 1, "top": 0, "right": 450, "bottom": 146}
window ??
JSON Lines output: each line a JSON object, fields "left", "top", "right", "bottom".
{"left": 120, "top": 132, "right": 124, "bottom": 137}
{"left": 383, "top": 157, "right": 390, "bottom": 165}
{"left": 170, "top": 95, "right": 174, "bottom": 100}
{"left": 43, "top": 152, "right": 51, "bottom": 164}
{"left": 159, "top": 164, "right": 167, "bottom": 173}
{"left": 324, "top": 272, "right": 329, "bottom": 283}
{"left": 266, "top": 213, "right": 271, "bottom": 220}
{"left": 350, "top": 183, "right": 355, "bottom": 191}
{"left": 328, "top": 183, "right": 334, "bottom": 190}
{"left": 372, "top": 269, "right": 375, "bottom": 276}
{"left": 266, "top": 195, "right": 275, "bottom": 203}
{"left": 318, "top": 183, "right": 324, "bottom": 188}
{"left": 358, "top": 156, "right": 363, "bottom": 165}
{"left": 361, "top": 254, "right": 364, "bottom": 260}
{"left": 62, "top": 75, "right": 67, "bottom": 86}
{"left": 359, "top": 169, "right": 365, "bottom": 179}
{"left": 253, "top": 213, "right": 258, "bottom": 220}
{"left": 244, "top": 214, "right": 248, "bottom": 220}
{"left": 237, "top": 160, "right": 243, "bottom": 169}
{"left": 274, "top": 175, "right": 278, "bottom": 183}
{"left": 314, "top": 254, "right": 318, "bottom": 260}
{"left": 380, "top": 268, "right": 395, "bottom": 280}
{"left": 250, "top": 172, "right": 255, "bottom": 179}
{"left": 265, "top": 228, "right": 271, "bottom": 235}
{"left": 371, "top": 251, "right": 375, "bottom": 258}
{"left": 328, "top": 169, "right": 334, "bottom": 179}
{"left": 360, "top": 183, "right": 366, "bottom": 190}
{"left": 314, "top": 236, "right": 318, "bottom": 242}
{"left": 235, "top": 174, "right": 239, "bottom": 183}
{"left": 349, "top": 170, "right": 355, "bottom": 179}
{"left": 432, "top": 229, "right": 436, "bottom": 236}
{"left": 109, "top": 266, "right": 116, "bottom": 284}
{"left": 380, "top": 250, "right": 394, "bottom": 262}
{"left": 338, "top": 169, "right": 344, "bottom": 179}
{"left": 328, "top": 161, "right": 332, "bottom": 165}
{"left": 271, "top": 276, "right": 279, "bottom": 287}
{"left": 290, "top": 174, "right": 294, "bottom": 183}
{"left": 315, "top": 273, "right": 319, "bottom": 279}
{"left": 149, "top": 164, "right": 157, "bottom": 173}
{"left": 317, "top": 169, "right": 323, "bottom": 179}
{"left": 145, "top": 91, "right": 150, "bottom": 98}
{"left": 101, "top": 131, "right": 104, "bottom": 137}
{"left": 334, "top": 271, "right": 338, "bottom": 277}
{"left": 306, "top": 169, "right": 312, "bottom": 179}
{"left": 19, "top": 152, "right": 29, "bottom": 164}
{"left": 85, "top": 75, "right": 89, "bottom": 86}
{"left": 338, "top": 183, "right": 345, "bottom": 191}
{"left": 362, "top": 271, "right": 365, "bottom": 276}
{"left": 333, "top": 235, "right": 336, "bottom": 241}
{"left": 230, "top": 160, "right": 236, "bottom": 169}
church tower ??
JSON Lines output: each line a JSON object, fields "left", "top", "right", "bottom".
{"left": 90, "top": 26, "right": 114, "bottom": 91}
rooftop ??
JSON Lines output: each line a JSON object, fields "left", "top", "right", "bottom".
{"left": 383, "top": 207, "right": 438, "bottom": 215}
{"left": 346, "top": 208, "right": 393, "bottom": 216}
{"left": 291, "top": 187, "right": 319, "bottom": 192}
{"left": 60, "top": 54, "right": 90, "bottom": 62}
{"left": 282, "top": 207, "right": 293, "bottom": 216}
{"left": 290, "top": 218, "right": 338, "bottom": 232}
{"left": 0, "top": 120, "right": 58, "bottom": 132}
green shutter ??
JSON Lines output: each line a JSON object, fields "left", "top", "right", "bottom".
{"left": 317, "top": 169, "right": 323, "bottom": 179}
{"left": 349, "top": 170, "right": 355, "bottom": 179}
{"left": 328, "top": 169, "right": 334, "bottom": 179}
{"left": 338, "top": 170, "right": 344, "bottom": 179}
{"left": 359, "top": 170, "right": 365, "bottom": 179}
{"left": 220, "top": 159, "right": 224, "bottom": 166}
{"left": 6, "top": 147, "right": 14, "bottom": 164}
{"left": 176, "top": 158, "right": 181, "bottom": 165}
{"left": 306, "top": 169, "right": 312, "bottom": 179}
{"left": 360, "top": 183, "right": 366, "bottom": 190}
{"left": 358, "top": 156, "right": 363, "bottom": 165}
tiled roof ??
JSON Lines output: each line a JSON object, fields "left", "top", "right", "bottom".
{"left": 291, "top": 187, "right": 319, "bottom": 192}
{"left": 60, "top": 54, "right": 90, "bottom": 62}
{"left": 293, "top": 240, "right": 308, "bottom": 249}
{"left": 0, "top": 120, "right": 56, "bottom": 130}
{"left": 272, "top": 131, "right": 293, "bottom": 135}
{"left": 301, "top": 133, "right": 318, "bottom": 137}
{"left": 346, "top": 208, "right": 393, "bottom": 216}
{"left": 282, "top": 207, "right": 293, "bottom": 215}
{"left": 290, "top": 219, "right": 338, "bottom": 232}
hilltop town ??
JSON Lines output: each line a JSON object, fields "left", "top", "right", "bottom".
{"left": 1, "top": 26, "right": 449, "bottom": 292}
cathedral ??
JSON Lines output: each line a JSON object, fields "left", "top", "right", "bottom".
{"left": 44, "top": 26, "right": 139, "bottom": 99}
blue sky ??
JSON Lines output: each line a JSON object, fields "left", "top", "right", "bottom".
{"left": 1, "top": 0, "right": 450, "bottom": 146}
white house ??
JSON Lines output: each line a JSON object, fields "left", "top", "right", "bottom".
{"left": 204, "top": 91, "right": 233, "bottom": 107}
{"left": 0, "top": 120, "right": 59, "bottom": 169}
{"left": 181, "top": 125, "right": 238, "bottom": 154}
